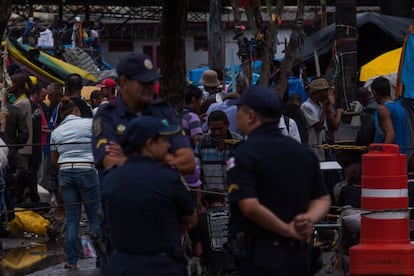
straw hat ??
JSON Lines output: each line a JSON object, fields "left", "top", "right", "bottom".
{"left": 199, "top": 70, "right": 220, "bottom": 87}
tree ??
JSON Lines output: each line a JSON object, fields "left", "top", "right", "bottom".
{"left": 159, "top": 0, "right": 188, "bottom": 114}
{"left": 258, "top": 0, "right": 284, "bottom": 87}
{"left": 231, "top": 0, "right": 306, "bottom": 99}
{"left": 231, "top": 0, "right": 253, "bottom": 87}
{"left": 275, "top": 0, "right": 305, "bottom": 99}
{"left": 231, "top": 0, "right": 284, "bottom": 88}
{"left": 208, "top": 0, "right": 224, "bottom": 72}
{"left": 0, "top": 0, "right": 12, "bottom": 38}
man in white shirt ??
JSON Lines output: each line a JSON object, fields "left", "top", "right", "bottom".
{"left": 279, "top": 114, "right": 301, "bottom": 143}
{"left": 300, "top": 78, "right": 330, "bottom": 161}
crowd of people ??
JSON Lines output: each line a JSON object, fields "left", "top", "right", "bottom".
{"left": 20, "top": 16, "right": 104, "bottom": 68}
{"left": 0, "top": 49, "right": 412, "bottom": 275}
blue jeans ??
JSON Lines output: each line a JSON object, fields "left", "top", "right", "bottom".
{"left": 59, "top": 168, "right": 101, "bottom": 265}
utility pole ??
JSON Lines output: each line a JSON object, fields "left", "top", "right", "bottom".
{"left": 334, "top": 0, "right": 357, "bottom": 109}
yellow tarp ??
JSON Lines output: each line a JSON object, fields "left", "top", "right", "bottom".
{"left": 8, "top": 208, "right": 50, "bottom": 236}
{"left": 6, "top": 40, "right": 99, "bottom": 85}
{"left": 360, "top": 48, "right": 402, "bottom": 82}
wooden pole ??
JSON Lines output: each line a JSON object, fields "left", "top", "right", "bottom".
{"left": 334, "top": 0, "right": 357, "bottom": 109}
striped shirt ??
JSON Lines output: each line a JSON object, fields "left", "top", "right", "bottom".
{"left": 182, "top": 107, "right": 202, "bottom": 138}
{"left": 195, "top": 131, "right": 243, "bottom": 191}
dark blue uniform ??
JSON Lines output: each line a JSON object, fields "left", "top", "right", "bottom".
{"left": 227, "top": 122, "right": 328, "bottom": 275}
{"left": 92, "top": 93, "right": 191, "bottom": 170}
{"left": 101, "top": 155, "right": 194, "bottom": 275}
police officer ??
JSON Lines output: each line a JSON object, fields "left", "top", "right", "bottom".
{"left": 226, "top": 86, "right": 331, "bottom": 275}
{"left": 91, "top": 53, "right": 195, "bottom": 266}
{"left": 101, "top": 115, "right": 197, "bottom": 275}
{"left": 92, "top": 52, "right": 195, "bottom": 174}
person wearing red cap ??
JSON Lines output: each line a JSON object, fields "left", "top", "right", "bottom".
{"left": 97, "top": 78, "right": 117, "bottom": 102}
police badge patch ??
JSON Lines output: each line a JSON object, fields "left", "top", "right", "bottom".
{"left": 144, "top": 59, "right": 153, "bottom": 70}
{"left": 116, "top": 124, "right": 126, "bottom": 135}
{"left": 92, "top": 118, "right": 102, "bottom": 136}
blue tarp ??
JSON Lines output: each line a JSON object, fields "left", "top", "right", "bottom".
{"left": 188, "top": 65, "right": 308, "bottom": 101}
{"left": 401, "top": 33, "right": 414, "bottom": 100}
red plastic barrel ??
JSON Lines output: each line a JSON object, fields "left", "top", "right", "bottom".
{"left": 350, "top": 144, "right": 414, "bottom": 275}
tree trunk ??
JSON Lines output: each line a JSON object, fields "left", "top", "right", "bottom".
{"left": 208, "top": 0, "right": 224, "bottom": 72}
{"left": 258, "top": 0, "right": 284, "bottom": 87}
{"left": 0, "top": 0, "right": 12, "bottom": 38}
{"left": 275, "top": 0, "right": 305, "bottom": 98}
{"left": 334, "top": 0, "right": 357, "bottom": 109}
{"left": 160, "top": 0, "right": 188, "bottom": 114}
{"left": 231, "top": 0, "right": 252, "bottom": 87}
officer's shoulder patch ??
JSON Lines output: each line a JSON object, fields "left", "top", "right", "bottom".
{"left": 92, "top": 118, "right": 102, "bottom": 137}
{"left": 228, "top": 183, "right": 239, "bottom": 193}
{"left": 96, "top": 138, "right": 108, "bottom": 149}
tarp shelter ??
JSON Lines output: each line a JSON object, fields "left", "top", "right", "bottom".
{"left": 359, "top": 48, "right": 402, "bottom": 82}
{"left": 297, "top": 12, "right": 414, "bottom": 76}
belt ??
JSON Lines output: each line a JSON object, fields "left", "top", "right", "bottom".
{"left": 59, "top": 162, "right": 95, "bottom": 169}
{"left": 115, "top": 247, "right": 186, "bottom": 263}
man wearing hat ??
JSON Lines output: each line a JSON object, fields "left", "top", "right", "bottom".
{"left": 200, "top": 69, "right": 224, "bottom": 115}
{"left": 101, "top": 115, "right": 197, "bottom": 275}
{"left": 300, "top": 77, "right": 330, "bottom": 161}
{"left": 92, "top": 53, "right": 195, "bottom": 174}
{"left": 97, "top": 78, "right": 117, "bottom": 102}
{"left": 226, "top": 86, "right": 330, "bottom": 275}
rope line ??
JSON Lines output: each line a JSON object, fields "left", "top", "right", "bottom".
{"left": 4, "top": 200, "right": 414, "bottom": 216}
{"left": 0, "top": 141, "right": 412, "bottom": 152}
{"left": 0, "top": 138, "right": 242, "bottom": 148}
{"left": 2, "top": 199, "right": 102, "bottom": 215}
{"left": 1, "top": 189, "right": 229, "bottom": 215}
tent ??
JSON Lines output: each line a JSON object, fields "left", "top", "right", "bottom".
{"left": 359, "top": 48, "right": 402, "bottom": 82}
{"left": 297, "top": 12, "right": 414, "bottom": 76}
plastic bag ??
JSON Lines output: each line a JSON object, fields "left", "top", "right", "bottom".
{"left": 81, "top": 235, "right": 97, "bottom": 258}
{"left": 8, "top": 208, "right": 50, "bottom": 236}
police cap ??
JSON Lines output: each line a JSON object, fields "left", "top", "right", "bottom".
{"left": 229, "top": 86, "right": 281, "bottom": 118}
{"left": 123, "top": 115, "right": 179, "bottom": 150}
{"left": 116, "top": 53, "right": 160, "bottom": 83}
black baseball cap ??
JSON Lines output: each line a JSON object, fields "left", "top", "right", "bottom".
{"left": 123, "top": 115, "right": 179, "bottom": 150}
{"left": 229, "top": 86, "right": 281, "bottom": 118}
